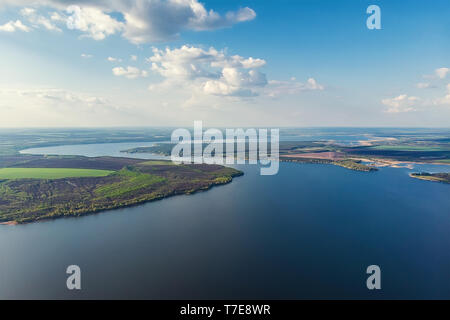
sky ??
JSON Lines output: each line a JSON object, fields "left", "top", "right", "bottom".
{"left": 0, "top": 0, "right": 448, "bottom": 127}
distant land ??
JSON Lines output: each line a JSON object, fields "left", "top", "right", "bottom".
{"left": 122, "top": 133, "right": 450, "bottom": 174}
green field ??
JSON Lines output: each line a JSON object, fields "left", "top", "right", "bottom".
{"left": 0, "top": 168, "right": 114, "bottom": 179}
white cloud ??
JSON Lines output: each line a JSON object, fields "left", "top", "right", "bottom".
{"left": 435, "top": 67, "right": 449, "bottom": 79}
{"left": 266, "top": 78, "right": 324, "bottom": 97}
{"left": 382, "top": 94, "right": 420, "bottom": 113}
{"left": 50, "top": 11, "right": 65, "bottom": 22}
{"left": 432, "top": 84, "right": 450, "bottom": 106}
{"left": 203, "top": 68, "right": 267, "bottom": 97}
{"left": 107, "top": 56, "right": 122, "bottom": 62}
{"left": 81, "top": 53, "right": 93, "bottom": 58}
{"left": 66, "top": 5, "right": 124, "bottom": 40}
{"left": 20, "top": 7, "right": 35, "bottom": 16}
{"left": 186, "top": 5, "right": 255, "bottom": 30}
{"left": 1, "top": 1, "right": 256, "bottom": 43}
{"left": 121, "top": 1, "right": 255, "bottom": 44}
{"left": 306, "top": 78, "right": 324, "bottom": 90}
{"left": 20, "top": 7, "right": 62, "bottom": 32}
{"left": 416, "top": 82, "right": 431, "bottom": 89}
{"left": 226, "top": 7, "right": 256, "bottom": 23}
{"left": 130, "top": 55, "right": 137, "bottom": 61}
{"left": 37, "top": 16, "right": 61, "bottom": 31}
{"left": 0, "top": 19, "right": 31, "bottom": 32}
{"left": 147, "top": 45, "right": 326, "bottom": 99}
{"left": 386, "top": 68, "right": 450, "bottom": 112}
{"left": 149, "top": 46, "right": 224, "bottom": 79}
{"left": 18, "top": 88, "right": 108, "bottom": 106}
{"left": 148, "top": 45, "right": 267, "bottom": 97}
{"left": 112, "top": 66, "right": 148, "bottom": 79}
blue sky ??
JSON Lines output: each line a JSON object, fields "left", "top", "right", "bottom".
{"left": 0, "top": 0, "right": 448, "bottom": 127}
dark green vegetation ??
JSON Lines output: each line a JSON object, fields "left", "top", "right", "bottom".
{"left": 409, "top": 172, "right": 450, "bottom": 184}
{"left": 280, "top": 157, "right": 376, "bottom": 172}
{"left": 125, "top": 144, "right": 174, "bottom": 155}
{"left": 0, "top": 156, "right": 242, "bottom": 224}
{"left": 333, "top": 160, "right": 377, "bottom": 172}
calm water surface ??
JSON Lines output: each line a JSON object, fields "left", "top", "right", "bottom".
{"left": 0, "top": 143, "right": 449, "bottom": 299}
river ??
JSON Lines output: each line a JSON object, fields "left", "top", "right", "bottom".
{"left": 0, "top": 142, "right": 449, "bottom": 299}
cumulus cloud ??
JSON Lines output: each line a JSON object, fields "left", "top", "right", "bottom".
{"left": 0, "top": 20, "right": 31, "bottom": 32}
{"left": 147, "top": 45, "right": 325, "bottom": 99}
{"left": 50, "top": 11, "right": 65, "bottom": 22}
{"left": 1, "top": 0, "right": 256, "bottom": 43}
{"left": 113, "top": 66, "right": 148, "bottom": 79}
{"left": 385, "top": 68, "right": 450, "bottom": 113}
{"left": 185, "top": 5, "right": 255, "bottom": 30}
{"left": 120, "top": 1, "right": 255, "bottom": 43}
{"left": 66, "top": 5, "right": 123, "bottom": 40}
{"left": 432, "top": 84, "right": 450, "bottom": 106}
{"left": 203, "top": 68, "right": 267, "bottom": 97}
{"left": 382, "top": 94, "right": 420, "bottom": 113}
{"left": 435, "top": 67, "right": 449, "bottom": 79}
{"left": 20, "top": 7, "right": 62, "bottom": 32}
{"left": 107, "top": 56, "right": 122, "bottom": 62}
{"left": 148, "top": 45, "right": 267, "bottom": 97}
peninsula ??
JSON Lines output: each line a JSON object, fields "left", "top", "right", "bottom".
{"left": 0, "top": 155, "right": 243, "bottom": 224}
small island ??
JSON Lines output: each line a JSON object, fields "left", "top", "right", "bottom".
{"left": 0, "top": 155, "right": 243, "bottom": 224}
{"left": 409, "top": 172, "right": 450, "bottom": 184}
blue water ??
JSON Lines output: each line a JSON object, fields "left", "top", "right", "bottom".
{"left": 0, "top": 143, "right": 449, "bottom": 299}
